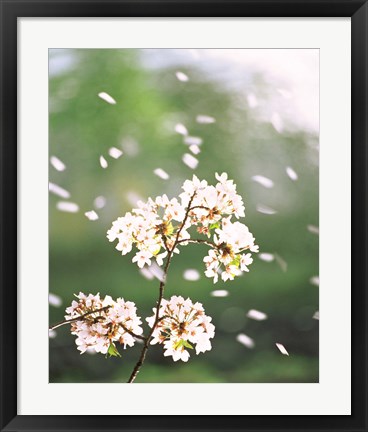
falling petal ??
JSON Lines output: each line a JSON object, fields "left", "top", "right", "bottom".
{"left": 176, "top": 71, "right": 189, "bottom": 82}
{"left": 286, "top": 166, "right": 298, "bottom": 181}
{"left": 99, "top": 156, "right": 108, "bottom": 169}
{"left": 49, "top": 293, "right": 62, "bottom": 307}
{"left": 182, "top": 153, "right": 198, "bottom": 169}
{"left": 94, "top": 196, "right": 106, "bottom": 209}
{"left": 184, "top": 136, "right": 203, "bottom": 146}
{"left": 196, "top": 114, "right": 216, "bottom": 124}
{"left": 49, "top": 329, "right": 57, "bottom": 339}
{"left": 313, "top": 311, "right": 319, "bottom": 320}
{"left": 236, "top": 333, "right": 255, "bottom": 349}
{"left": 56, "top": 201, "right": 79, "bottom": 213}
{"left": 256, "top": 204, "right": 277, "bottom": 215}
{"left": 310, "top": 276, "right": 320, "bottom": 286}
{"left": 211, "top": 290, "right": 229, "bottom": 297}
{"left": 307, "top": 225, "right": 319, "bottom": 235}
{"left": 175, "top": 123, "right": 188, "bottom": 136}
{"left": 183, "top": 269, "right": 200, "bottom": 281}
{"left": 189, "top": 144, "right": 201, "bottom": 155}
{"left": 247, "top": 93, "right": 258, "bottom": 108}
{"left": 276, "top": 343, "right": 289, "bottom": 356}
{"left": 98, "top": 92, "right": 116, "bottom": 105}
{"left": 84, "top": 210, "right": 99, "bottom": 221}
{"left": 271, "top": 112, "right": 283, "bottom": 133}
{"left": 274, "top": 253, "right": 288, "bottom": 272}
{"left": 49, "top": 182, "right": 70, "bottom": 199}
{"left": 247, "top": 309, "right": 268, "bottom": 321}
{"left": 139, "top": 267, "right": 155, "bottom": 280}
{"left": 50, "top": 156, "right": 66, "bottom": 172}
{"left": 251, "top": 175, "right": 274, "bottom": 188}
{"left": 148, "top": 262, "right": 166, "bottom": 283}
{"left": 258, "top": 253, "right": 275, "bottom": 262}
{"left": 108, "top": 147, "right": 123, "bottom": 159}
{"left": 154, "top": 168, "right": 170, "bottom": 180}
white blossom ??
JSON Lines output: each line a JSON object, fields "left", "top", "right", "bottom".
{"left": 107, "top": 173, "right": 258, "bottom": 281}
{"left": 203, "top": 217, "right": 258, "bottom": 283}
{"left": 132, "top": 249, "right": 152, "bottom": 268}
{"left": 65, "top": 293, "right": 143, "bottom": 356}
{"left": 146, "top": 296, "right": 215, "bottom": 362}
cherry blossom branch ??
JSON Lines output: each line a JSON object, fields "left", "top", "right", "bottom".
{"left": 174, "top": 195, "right": 197, "bottom": 248}
{"left": 176, "top": 238, "right": 217, "bottom": 248}
{"left": 127, "top": 250, "right": 172, "bottom": 383}
{"left": 50, "top": 307, "right": 145, "bottom": 342}
{"left": 119, "top": 324, "right": 146, "bottom": 341}
{"left": 127, "top": 193, "right": 197, "bottom": 383}
{"left": 57, "top": 173, "right": 257, "bottom": 371}
{"left": 189, "top": 205, "right": 210, "bottom": 212}
{"left": 49, "top": 306, "right": 111, "bottom": 331}
{"left": 161, "top": 234, "right": 170, "bottom": 252}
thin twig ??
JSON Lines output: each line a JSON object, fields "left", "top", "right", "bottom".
{"left": 160, "top": 234, "right": 170, "bottom": 252}
{"left": 127, "top": 256, "right": 172, "bottom": 383}
{"left": 119, "top": 323, "right": 146, "bottom": 341}
{"left": 49, "top": 306, "right": 111, "bottom": 331}
{"left": 189, "top": 205, "right": 210, "bottom": 212}
{"left": 127, "top": 193, "right": 197, "bottom": 383}
{"left": 176, "top": 238, "right": 217, "bottom": 248}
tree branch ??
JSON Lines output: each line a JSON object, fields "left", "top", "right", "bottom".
{"left": 127, "top": 192, "right": 197, "bottom": 383}
{"left": 189, "top": 205, "right": 210, "bottom": 212}
{"left": 49, "top": 306, "right": 111, "bottom": 331}
{"left": 119, "top": 323, "right": 146, "bottom": 341}
{"left": 176, "top": 238, "right": 217, "bottom": 248}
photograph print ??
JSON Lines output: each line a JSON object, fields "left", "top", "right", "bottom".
{"left": 48, "top": 48, "right": 319, "bottom": 384}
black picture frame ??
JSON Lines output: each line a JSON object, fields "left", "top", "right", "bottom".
{"left": 1, "top": 1, "right": 367, "bottom": 431}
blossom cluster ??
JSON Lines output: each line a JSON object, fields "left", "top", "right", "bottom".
{"left": 203, "top": 217, "right": 258, "bottom": 283}
{"left": 65, "top": 292, "right": 143, "bottom": 355}
{"left": 107, "top": 172, "right": 258, "bottom": 282}
{"left": 107, "top": 195, "right": 186, "bottom": 269}
{"left": 146, "top": 296, "right": 215, "bottom": 362}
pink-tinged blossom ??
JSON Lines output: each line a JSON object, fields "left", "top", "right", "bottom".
{"left": 146, "top": 296, "right": 215, "bottom": 362}
{"left": 240, "top": 253, "right": 253, "bottom": 271}
{"left": 132, "top": 250, "right": 152, "bottom": 268}
{"left": 221, "top": 265, "right": 242, "bottom": 281}
{"left": 203, "top": 217, "right": 258, "bottom": 283}
{"left": 65, "top": 293, "right": 143, "bottom": 356}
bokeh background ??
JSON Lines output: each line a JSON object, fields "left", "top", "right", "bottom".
{"left": 49, "top": 49, "right": 319, "bottom": 383}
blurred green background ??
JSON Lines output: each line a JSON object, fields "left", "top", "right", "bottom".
{"left": 49, "top": 49, "right": 319, "bottom": 383}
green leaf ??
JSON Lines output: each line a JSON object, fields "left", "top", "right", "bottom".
{"left": 230, "top": 255, "right": 241, "bottom": 267}
{"left": 181, "top": 340, "right": 194, "bottom": 349}
{"left": 166, "top": 222, "right": 174, "bottom": 236}
{"left": 152, "top": 246, "right": 161, "bottom": 256}
{"left": 209, "top": 222, "right": 220, "bottom": 230}
{"left": 173, "top": 340, "right": 182, "bottom": 350}
{"left": 173, "top": 339, "right": 193, "bottom": 350}
{"left": 106, "top": 343, "right": 121, "bottom": 358}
